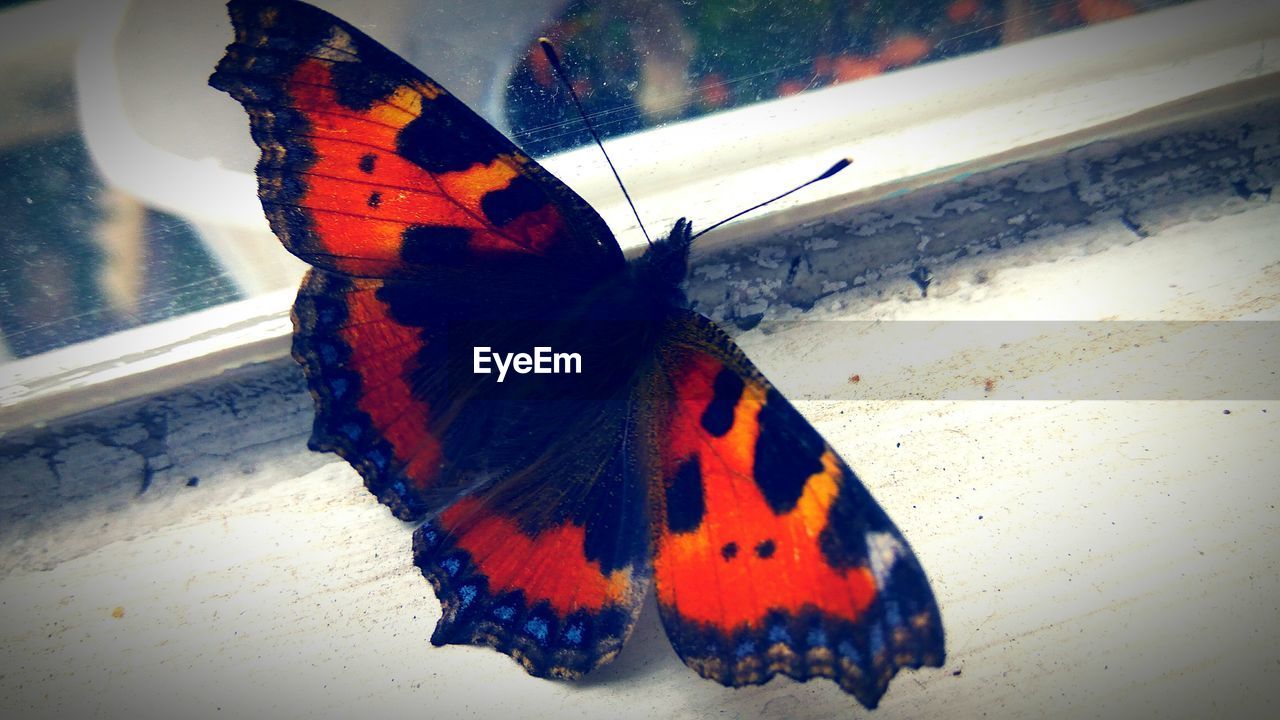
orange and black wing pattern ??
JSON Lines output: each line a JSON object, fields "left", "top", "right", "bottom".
{"left": 412, "top": 394, "right": 652, "bottom": 678}
{"left": 414, "top": 497, "right": 650, "bottom": 679}
{"left": 215, "top": 0, "right": 650, "bottom": 677}
{"left": 290, "top": 270, "right": 445, "bottom": 519}
{"left": 210, "top": 0, "right": 623, "bottom": 283}
{"left": 292, "top": 267, "right": 654, "bottom": 676}
{"left": 649, "top": 310, "right": 944, "bottom": 709}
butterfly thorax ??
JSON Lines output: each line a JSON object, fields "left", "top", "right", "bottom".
{"left": 619, "top": 218, "right": 693, "bottom": 318}
{"left": 633, "top": 218, "right": 693, "bottom": 294}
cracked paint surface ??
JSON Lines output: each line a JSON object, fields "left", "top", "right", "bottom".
{"left": 685, "top": 99, "right": 1280, "bottom": 329}
{"left": 0, "top": 362, "right": 317, "bottom": 574}
{"left": 1, "top": 96, "right": 1277, "bottom": 581}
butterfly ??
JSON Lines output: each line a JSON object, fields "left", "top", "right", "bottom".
{"left": 210, "top": 0, "right": 944, "bottom": 708}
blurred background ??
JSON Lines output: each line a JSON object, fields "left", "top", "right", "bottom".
{"left": 0, "top": 0, "right": 1188, "bottom": 360}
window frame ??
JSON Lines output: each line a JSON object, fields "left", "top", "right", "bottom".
{"left": 2, "top": 0, "right": 1278, "bottom": 432}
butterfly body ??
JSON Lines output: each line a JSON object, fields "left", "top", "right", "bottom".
{"left": 211, "top": 0, "right": 943, "bottom": 708}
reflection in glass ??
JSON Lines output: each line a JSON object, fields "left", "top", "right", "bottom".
{"left": 504, "top": 0, "right": 1189, "bottom": 153}
{"left": 0, "top": 0, "right": 1192, "bottom": 363}
{"left": 0, "top": 131, "right": 238, "bottom": 360}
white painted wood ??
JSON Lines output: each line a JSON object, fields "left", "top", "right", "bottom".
{"left": 0, "top": 287, "right": 295, "bottom": 432}
{"left": 2, "top": 197, "right": 1275, "bottom": 719}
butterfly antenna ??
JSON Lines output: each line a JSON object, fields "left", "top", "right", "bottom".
{"left": 538, "top": 37, "right": 652, "bottom": 247}
{"left": 691, "top": 158, "right": 852, "bottom": 240}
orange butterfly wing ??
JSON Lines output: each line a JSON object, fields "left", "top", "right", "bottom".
{"left": 214, "top": 0, "right": 631, "bottom": 520}
{"left": 411, "top": 402, "right": 652, "bottom": 679}
{"left": 649, "top": 311, "right": 945, "bottom": 708}
{"left": 289, "top": 270, "right": 447, "bottom": 518}
{"left": 290, "top": 266, "right": 655, "bottom": 676}
{"left": 216, "top": 0, "right": 653, "bottom": 679}
{"left": 210, "top": 0, "right": 623, "bottom": 282}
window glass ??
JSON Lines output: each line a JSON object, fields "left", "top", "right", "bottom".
{"left": 0, "top": 0, "right": 1194, "bottom": 363}
{"left": 0, "top": 135, "right": 239, "bottom": 359}
{"left": 502, "top": 0, "right": 1192, "bottom": 153}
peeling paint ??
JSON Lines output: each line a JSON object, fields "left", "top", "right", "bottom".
{"left": 682, "top": 98, "right": 1280, "bottom": 327}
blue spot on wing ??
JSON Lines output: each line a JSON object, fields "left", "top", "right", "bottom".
{"left": 838, "top": 640, "right": 862, "bottom": 663}
{"left": 524, "top": 617, "right": 549, "bottom": 642}
{"left": 418, "top": 524, "right": 438, "bottom": 546}
{"left": 807, "top": 628, "right": 828, "bottom": 647}
{"left": 884, "top": 599, "right": 903, "bottom": 630}
{"left": 869, "top": 623, "right": 886, "bottom": 657}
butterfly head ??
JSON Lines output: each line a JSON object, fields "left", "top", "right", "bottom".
{"left": 629, "top": 218, "right": 693, "bottom": 307}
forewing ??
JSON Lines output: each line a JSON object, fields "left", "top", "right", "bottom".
{"left": 648, "top": 310, "right": 944, "bottom": 708}
{"left": 209, "top": 0, "right": 624, "bottom": 281}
